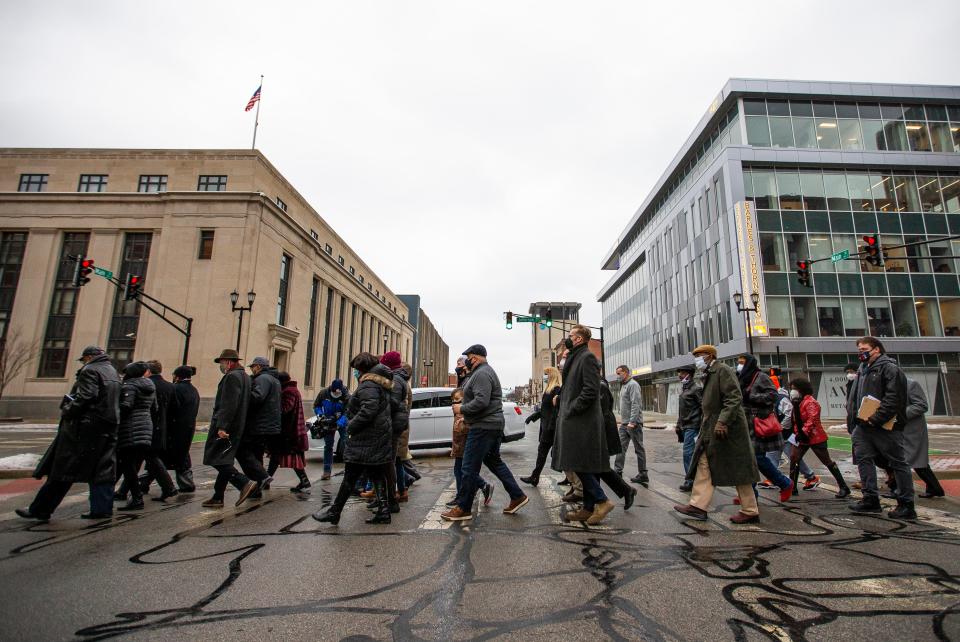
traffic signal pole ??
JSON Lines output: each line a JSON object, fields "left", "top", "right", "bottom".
{"left": 105, "top": 275, "right": 194, "bottom": 365}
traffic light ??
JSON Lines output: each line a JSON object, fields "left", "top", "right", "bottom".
{"left": 124, "top": 273, "right": 143, "bottom": 301}
{"left": 795, "top": 259, "right": 812, "bottom": 288}
{"left": 545, "top": 308, "right": 553, "bottom": 328}
{"left": 505, "top": 311, "right": 513, "bottom": 330}
{"left": 73, "top": 256, "right": 94, "bottom": 287}
{"left": 861, "top": 234, "right": 883, "bottom": 267}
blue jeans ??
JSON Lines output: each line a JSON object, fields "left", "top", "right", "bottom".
{"left": 322, "top": 425, "right": 346, "bottom": 473}
{"left": 577, "top": 472, "right": 607, "bottom": 511}
{"left": 782, "top": 442, "right": 814, "bottom": 480}
{"left": 457, "top": 429, "right": 523, "bottom": 511}
{"left": 756, "top": 451, "right": 791, "bottom": 490}
{"left": 453, "top": 457, "right": 488, "bottom": 499}
{"left": 682, "top": 428, "right": 698, "bottom": 474}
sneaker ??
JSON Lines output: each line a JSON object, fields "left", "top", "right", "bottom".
{"left": 888, "top": 502, "right": 918, "bottom": 520}
{"left": 503, "top": 495, "right": 529, "bottom": 514}
{"left": 561, "top": 491, "right": 583, "bottom": 503}
{"left": 672, "top": 504, "right": 708, "bottom": 521}
{"left": 563, "top": 508, "right": 593, "bottom": 522}
{"left": 441, "top": 506, "right": 472, "bottom": 521}
{"left": 624, "top": 487, "right": 637, "bottom": 510}
{"left": 729, "top": 511, "right": 760, "bottom": 524}
{"left": 849, "top": 498, "right": 882, "bottom": 514}
{"left": 15, "top": 508, "right": 50, "bottom": 522}
{"left": 587, "top": 500, "right": 616, "bottom": 525}
{"left": 201, "top": 497, "right": 225, "bottom": 508}
{"left": 235, "top": 481, "right": 258, "bottom": 506}
{"left": 779, "top": 482, "right": 794, "bottom": 503}
{"left": 758, "top": 480, "right": 776, "bottom": 489}
{"left": 802, "top": 476, "right": 822, "bottom": 491}
{"left": 481, "top": 483, "right": 494, "bottom": 506}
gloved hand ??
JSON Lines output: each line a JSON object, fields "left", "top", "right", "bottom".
{"left": 337, "top": 414, "right": 348, "bottom": 428}
{"left": 524, "top": 416, "right": 533, "bottom": 425}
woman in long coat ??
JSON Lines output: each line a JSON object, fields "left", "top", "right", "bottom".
{"left": 520, "top": 366, "right": 562, "bottom": 486}
{"left": 904, "top": 379, "right": 945, "bottom": 498}
{"left": 313, "top": 352, "right": 394, "bottom": 526}
{"left": 116, "top": 361, "right": 157, "bottom": 510}
{"left": 268, "top": 372, "right": 311, "bottom": 493}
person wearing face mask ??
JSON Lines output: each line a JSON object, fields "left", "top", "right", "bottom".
{"left": 237, "top": 356, "right": 282, "bottom": 497}
{"left": 674, "top": 365, "right": 702, "bottom": 492}
{"left": 613, "top": 364, "right": 647, "bottom": 486}
{"left": 200, "top": 349, "right": 258, "bottom": 508}
{"left": 313, "top": 379, "right": 351, "bottom": 480}
{"left": 520, "top": 366, "right": 562, "bottom": 487}
{"left": 674, "top": 345, "right": 760, "bottom": 524}
{"left": 550, "top": 326, "right": 616, "bottom": 525}
{"left": 455, "top": 356, "right": 469, "bottom": 388}
{"left": 901, "top": 379, "right": 945, "bottom": 499}
{"left": 845, "top": 336, "right": 914, "bottom": 519}
{"left": 737, "top": 354, "right": 794, "bottom": 503}
{"left": 786, "top": 378, "right": 850, "bottom": 498}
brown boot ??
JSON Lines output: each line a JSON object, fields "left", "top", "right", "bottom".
{"left": 586, "top": 500, "right": 616, "bottom": 525}
{"left": 561, "top": 491, "right": 584, "bottom": 503}
{"left": 729, "top": 511, "right": 760, "bottom": 524}
{"left": 673, "top": 504, "right": 708, "bottom": 521}
{"left": 563, "top": 508, "right": 592, "bottom": 522}
{"left": 441, "top": 506, "right": 472, "bottom": 521}
{"left": 396, "top": 490, "right": 409, "bottom": 503}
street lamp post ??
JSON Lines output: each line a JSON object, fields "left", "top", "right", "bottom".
{"left": 230, "top": 290, "right": 256, "bottom": 352}
{"left": 383, "top": 332, "right": 389, "bottom": 353}
{"left": 733, "top": 291, "right": 760, "bottom": 355}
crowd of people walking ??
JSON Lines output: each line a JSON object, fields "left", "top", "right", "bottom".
{"left": 14, "top": 332, "right": 945, "bottom": 527}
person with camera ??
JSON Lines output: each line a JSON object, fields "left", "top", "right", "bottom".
{"left": 313, "top": 378, "right": 350, "bottom": 480}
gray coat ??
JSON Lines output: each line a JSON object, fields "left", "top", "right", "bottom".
{"left": 118, "top": 376, "right": 157, "bottom": 451}
{"left": 460, "top": 362, "right": 505, "bottom": 432}
{"left": 203, "top": 367, "right": 251, "bottom": 466}
{"left": 551, "top": 343, "right": 610, "bottom": 474}
{"left": 246, "top": 367, "right": 281, "bottom": 437}
{"left": 903, "top": 379, "right": 930, "bottom": 469}
{"left": 618, "top": 377, "right": 642, "bottom": 426}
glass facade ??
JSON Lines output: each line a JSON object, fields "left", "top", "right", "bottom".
{"left": 38, "top": 233, "right": 90, "bottom": 378}
{"left": 745, "top": 166, "right": 960, "bottom": 339}
{"left": 745, "top": 100, "right": 960, "bottom": 153}
{"left": 0, "top": 232, "right": 28, "bottom": 343}
{"left": 106, "top": 233, "right": 153, "bottom": 370}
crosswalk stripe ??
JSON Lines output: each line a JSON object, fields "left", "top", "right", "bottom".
{"left": 418, "top": 480, "right": 458, "bottom": 530}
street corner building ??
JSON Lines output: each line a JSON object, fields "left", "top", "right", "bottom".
{"left": 0, "top": 148, "right": 449, "bottom": 418}
{"left": 598, "top": 79, "right": 960, "bottom": 417}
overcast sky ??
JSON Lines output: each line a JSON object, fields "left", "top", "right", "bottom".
{"left": 2, "top": 1, "right": 959, "bottom": 386}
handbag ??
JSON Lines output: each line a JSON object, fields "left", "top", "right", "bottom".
{"left": 753, "top": 414, "right": 782, "bottom": 439}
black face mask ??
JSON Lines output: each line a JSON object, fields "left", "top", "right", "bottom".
{"left": 564, "top": 337, "right": 575, "bottom": 350}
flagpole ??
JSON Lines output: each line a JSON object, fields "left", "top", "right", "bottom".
{"left": 251, "top": 74, "right": 263, "bottom": 150}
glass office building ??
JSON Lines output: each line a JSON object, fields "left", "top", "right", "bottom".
{"left": 599, "top": 79, "right": 960, "bottom": 417}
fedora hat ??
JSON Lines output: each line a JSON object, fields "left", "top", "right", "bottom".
{"left": 214, "top": 348, "right": 242, "bottom": 363}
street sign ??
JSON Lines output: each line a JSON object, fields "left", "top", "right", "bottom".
{"left": 830, "top": 249, "right": 850, "bottom": 263}
{"left": 93, "top": 267, "right": 114, "bottom": 279}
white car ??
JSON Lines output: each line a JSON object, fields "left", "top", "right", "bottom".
{"left": 307, "top": 387, "right": 526, "bottom": 453}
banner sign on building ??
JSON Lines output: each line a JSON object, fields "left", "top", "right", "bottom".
{"left": 734, "top": 201, "right": 768, "bottom": 338}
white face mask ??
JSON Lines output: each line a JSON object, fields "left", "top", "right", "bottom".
{"left": 331, "top": 390, "right": 342, "bottom": 399}
{"left": 694, "top": 356, "right": 707, "bottom": 370}
{"left": 736, "top": 364, "right": 744, "bottom": 373}
{"left": 789, "top": 389, "right": 800, "bottom": 400}
{"left": 846, "top": 373, "right": 857, "bottom": 382}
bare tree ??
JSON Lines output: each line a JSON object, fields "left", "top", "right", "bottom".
{"left": 0, "top": 328, "right": 37, "bottom": 401}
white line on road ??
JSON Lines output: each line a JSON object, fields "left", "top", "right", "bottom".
{"left": 418, "top": 480, "right": 459, "bottom": 530}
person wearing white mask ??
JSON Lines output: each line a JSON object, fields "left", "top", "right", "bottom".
{"left": 674, "top": 344, "right": 760, "bottom": 524}
{"left": 787, "top": 378, "right": 850, "bottom": 498}
{"left": 674, "top": 365, "right": 702, "bottom": 492}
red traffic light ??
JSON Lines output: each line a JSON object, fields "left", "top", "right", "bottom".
{"left": 81, "top": 259, "right": 94, "bottom": 268}
{"left": 797, "top": 260, "right": 808, "bottom": 269}
{"left": 863, "top": 235, "right": 877, "bottom": 246}
{"left": 124, "top": 273, "right": 143, "bottom": 301}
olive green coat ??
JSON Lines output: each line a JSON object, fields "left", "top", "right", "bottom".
{"left": 692, "top": 360, "right": 759, "bottom": 487}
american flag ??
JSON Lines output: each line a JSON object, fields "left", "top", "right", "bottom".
{"left": 245, "top": 85, "right": 261, "bottom": 112}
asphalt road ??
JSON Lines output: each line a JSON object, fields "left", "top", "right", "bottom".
{"left": 1, "top": 426, "right": 960, "bottom": 641}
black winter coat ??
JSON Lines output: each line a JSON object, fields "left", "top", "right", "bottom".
{"left": 344, "top": 364, "right": 394, "bottom": 465}
{"left": 739, "top": 355, "right": 781, "bottom": 451}
{"left": 168, "top": 379, "right": 200, "bottom": 461}
{"left": 203, "top": 367, "right": 251, "bottom": 466}
{"left": 35, "top": 354, "right": 121, "bottom": 485}
{"left": 846, "top": 354, "right": 908, "bottom": 431}
{"left": 599, "top": 380, "right": 623, "bottom": 457}
{"left": 552, "top": 343, "right": 610, "bottom": 474}
{"left": 527, "top": 387, "right": 560, "bottom": 445}
{"left": 677, "top": 379, "right": 703, "bottom": 432}
{"left": 149, "top": 374, "right": 177, "bottom": 453}
{"left": 388, "top": 368, "right": 411, "bottom": 436}
{"left": 118, "top": 377, "right": 157, "bottom": 450}
{"left": 246, "top": 367, "right": 281, "bottom": 437}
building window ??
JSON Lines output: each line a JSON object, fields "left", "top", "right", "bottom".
{"left": 78, "top": 174, "right": 108, "bottom": 192}
{"left": 18, "top": 174, "right": 48, "bottom": 192}
{"left": 304, "top": 277, "right": 320, "bottom": 386}
{"left": 367, "top": 283, "right": 373, "bottom": 291}
{"left": 310, "top": 229, "right": 319, "bottom": 241}
{"left": 0, "top": 232, "right": 28, "bottom": 342}
{"left": 349, "top": 266, "right": 355, "bottom": 276}
{"left": 336, "top": 296, "right": 346, "bottom": 381}
{"left": 198, "top": 175, "right": 227, "bottom": 191}
{"left": 320, "top": 288, "right": 334, "bottom": 385}
{"left": 324, "top": 243, "right": 332, "bottom": 255}
{"left": 38, "top": 233, "right": 90, "bottom": 378}
{"left": 277, "top": 253, "right": 291, "bottom": 326}
{"left": 107, "top": 233, "right": 153, "bottom": 371}
{"left": 198, "top": 230, "right": 215, "bottom": 260}
{"left": 138, "top": 175, "right": 167, "bottom": 193}
{"left": 338, "top": 255, "right": 345, "bottom": 266}
{"left": 275, "top": 196, "right": 287, "bottom": 212}
{"left": 358, "top": 275, "right": 364, "bottom": 284}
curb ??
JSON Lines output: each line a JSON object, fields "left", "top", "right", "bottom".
{"left": 0, "top": 469, "right": 33, "bottom": 480}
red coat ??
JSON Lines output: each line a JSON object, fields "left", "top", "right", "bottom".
{"left": 278, "top": 380, "right": 309, "bottom": 454}
{"left": 795, "top": 395, "right": 827, "bottom": 445}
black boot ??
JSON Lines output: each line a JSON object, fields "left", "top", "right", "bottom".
{"left": 849, "top": 496, "right": 882, "bottom": 513}
{"left": 916, "top": 467, "right": 945, "bottom": 498}
{"left": 520, "top": 475, "right": 539, "bottom": 486}
{"left": 827, "top": 463, "right": 850, "bottom": 498}
{"left": 366, "top": 480, "right": 392, "bottom": 524}
{"left": 291, "top": 469, "right": 311, "bottom": 493}
{"left": 313, "top": 481, "right": 351, "bottom": 525}
{"left": 888, "top": 500, "right": 917, "bottom": 520}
